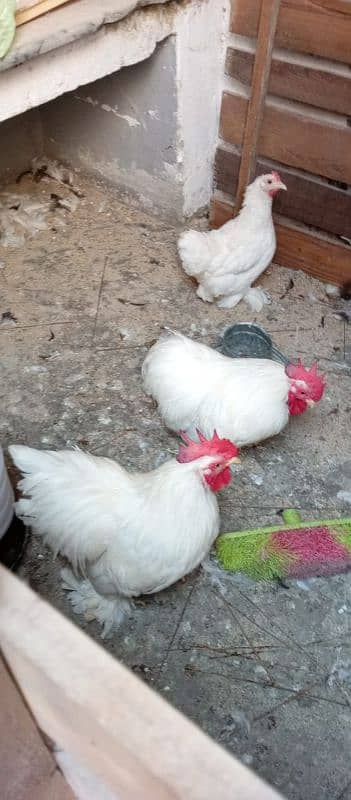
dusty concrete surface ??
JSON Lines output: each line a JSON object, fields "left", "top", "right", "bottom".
{"left": 0, "top": 169, "right": 350, "bottom": 800}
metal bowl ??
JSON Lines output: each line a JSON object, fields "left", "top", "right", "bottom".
{"left": 221, "top": 323, "right": 289, "bottom": 365}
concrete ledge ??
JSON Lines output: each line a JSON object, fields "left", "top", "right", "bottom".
{"left": 0, "top": 1, "right": 177, "bottom": 123}
{"left": 0, "top": 0, "right": 230, "bottom": 218}
{"left": 1, "top": 0, "right": 171, "bottom": 73}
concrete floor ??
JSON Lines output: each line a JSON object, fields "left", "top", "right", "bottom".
{"left": 1, "top": 170, "right": 351, "bottom": 800}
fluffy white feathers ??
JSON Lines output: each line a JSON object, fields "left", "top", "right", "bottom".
{"left": 178, "top": 173, "right": 286, "bottom": 312}
{"left": 142, "top": 331, "right": 290, "bottom": 447}
{"left": 10, "top": 444, "right": 221, "bottom": 635}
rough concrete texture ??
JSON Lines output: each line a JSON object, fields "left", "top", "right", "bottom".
{"left": 2, "top": 0, "right": 172, "bottom": 73}
{"left": 42, "top": 37, "right": 181, "bottom": 215}
{"left": 0, "top": 170, "right": 350, "bottom": 800}
{"left": 0, "top": 108, "right": 43, "bottom": 182}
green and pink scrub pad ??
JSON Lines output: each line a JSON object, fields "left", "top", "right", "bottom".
{"left": 216, "top": 509, "right": 351, "bottom": 580}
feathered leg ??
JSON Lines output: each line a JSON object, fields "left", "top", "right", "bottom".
{"left": 243, "top": 287, "right": 271, "bottom": 312}
{"left": 217, "top": 292, "right": 243, "bottom": 309}
{"left": 61, "top": 568, "right": 131, "bottom": 639}
{"left": 197, "top": 284, "right": 214, "bottom": 303}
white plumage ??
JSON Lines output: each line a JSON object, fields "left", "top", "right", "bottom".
{"left": 142, "top": 332, "right": 324, "bottom": 447}
{"left": 10, "top": 443, "right": 229, "bottom": 636}
{"left": 178, "top": 172, "right": 286, "bottom": 312}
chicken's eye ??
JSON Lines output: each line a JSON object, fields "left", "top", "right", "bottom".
{"left": 267, "top": 179, "right": 272, "bottom": 184}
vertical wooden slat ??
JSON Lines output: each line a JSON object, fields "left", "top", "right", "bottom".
{"left": 233, "top": 0, "right": 281, "bottom": 214}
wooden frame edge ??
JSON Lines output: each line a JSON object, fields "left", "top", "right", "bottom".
{"left": 233, "top": 0, "right": 281, "bottom": 214}
{"left": 16, "top": 0, "right": 72, "bottom": 27}
{"left": 0, "top": 566, "right": 282, "bottom": 800}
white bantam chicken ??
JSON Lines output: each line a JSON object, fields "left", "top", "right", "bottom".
{"left": 9, "top": 433, "right": 240, "bottom": 637}
{"left": 142, "top": 332, "right": 325, "bottom": 447}
{"left": 178, "top": 171, "right": 287, "bottom": 312}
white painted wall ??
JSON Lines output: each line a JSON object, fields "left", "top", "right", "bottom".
{"left": 0, "top": 0, "right": 231, "bottom": 218}
{"left": 175, "top": 0, "right": 230, "bottom": 216}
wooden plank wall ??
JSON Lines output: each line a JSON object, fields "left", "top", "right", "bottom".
{"left": 211, "top": 0, "right": 351, "bottom": 285}
{"left": 230, "top": 0, "right": 351, "bottom": 63}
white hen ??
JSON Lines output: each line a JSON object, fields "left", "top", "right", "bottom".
{"left": 142, "top": 332, "right": 325, "bottom": 447}
{"left": 178, "top": 172, "right": 286, "bottom": 312}
{"left": 10, "top": 435, "right": 239, "bottom": 637}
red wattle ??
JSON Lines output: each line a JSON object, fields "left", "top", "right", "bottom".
{"left": 205, "top": 467, "right": 232, "bottom": 492}
{"left": 288, "top": 392, "right": 308, "bottom": 416}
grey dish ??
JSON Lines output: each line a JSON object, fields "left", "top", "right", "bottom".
{"left": 220, "top": 323, "right": 289, "bottom": 365}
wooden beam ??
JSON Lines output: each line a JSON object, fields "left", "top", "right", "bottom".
{"left": 0, "top": 567, "right": 282, "bottom": 800}
{"left": 220, "top": 91, "right": 351, "bottom": 184}
{"left": 274, "top": 221, "right": 351, "bottom": 286}
{"left": 214, "top": 147, "right": 351, "bottom": 239}
{"left": 233, "top": 0, "right": 281, "bottom": 214}
{"left": 0, "top": 655, "right": 74, "bottom": 799}
{"left": 210, "top": 196, "right": 351, "bottom": 286}
{"left": 230, "top": 0, "right": 351, "bottom": 64}
{"left": 225, "top": 47, "right": 351, "bottom": 117}
{"left": 16, "top": 0, "right": 72, "bottom": 27}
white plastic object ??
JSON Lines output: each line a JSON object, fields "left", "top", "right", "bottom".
{"left": 0, "top": 446, "right": 14, "bottom": 538}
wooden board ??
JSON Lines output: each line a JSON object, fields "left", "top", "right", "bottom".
{"left": 226, "top": 48, "right": 351, "bottom": 117}
{"left": 0, "top": 566, "right": 282, "bottom": 800}
{"left": 0, "top": 656, "right": 74, "bottom": 800}
{"left": 275, "top": 221, "right": 351, "bottom": 285}
{"left": 16, "top": 1, "right": 44, "bottom": 9}
{"left": 214, "top": 147, "right": 351, "bottom": 239}
{"left": 210, "top": 196, "right": 351, "bottom": 285}
{"left": 232, "top": 0, "right": 281, "bottom": 214}
{"left": 230, "top": 0, "right": 351, "bottom": 64}
{"left": 16, "top": 0, "right": 72, "bottom": 26}
{"left": 220, "top": 91, "right": 351, "bottom": 185}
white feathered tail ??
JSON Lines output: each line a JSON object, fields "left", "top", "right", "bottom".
{"left": 178, "top": 230, "right": 211, "bottom": 277}
{"left": 9, "top": 445, "right": 118, "bottom": 569}
{"left": 9, "top": 444, "right": 132, "bottom": 636}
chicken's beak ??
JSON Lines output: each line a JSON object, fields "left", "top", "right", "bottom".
{"left": 226, "top": 456, "right": 241, "bottom": 466}
{"left": 306, "top": 399, "right": 315, "bottom": 408}
{"left": 276, "top": 180, "right": 287, "bottom": 191}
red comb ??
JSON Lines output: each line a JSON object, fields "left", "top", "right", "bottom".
{"left": 177, "top": 430, "right": 239, "bottom": 464}
{"left": 285, "top": 360, "right": 325, "bottom": 401}
{"left": 271, "top": 170, "right": 282, "bottom": 182}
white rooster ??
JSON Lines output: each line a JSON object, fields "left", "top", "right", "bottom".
{"left": 178, "top": 172, "right": 287, "bottom": 312}
{"left": 9, "top": 433, "right": 240, "bottom": 637}
{"left": 142, "top": 332, "right": 325, "bottom": 447}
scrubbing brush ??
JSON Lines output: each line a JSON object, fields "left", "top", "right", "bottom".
{"left": 216, "top": 509, "right": 351, "bottom": 580}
